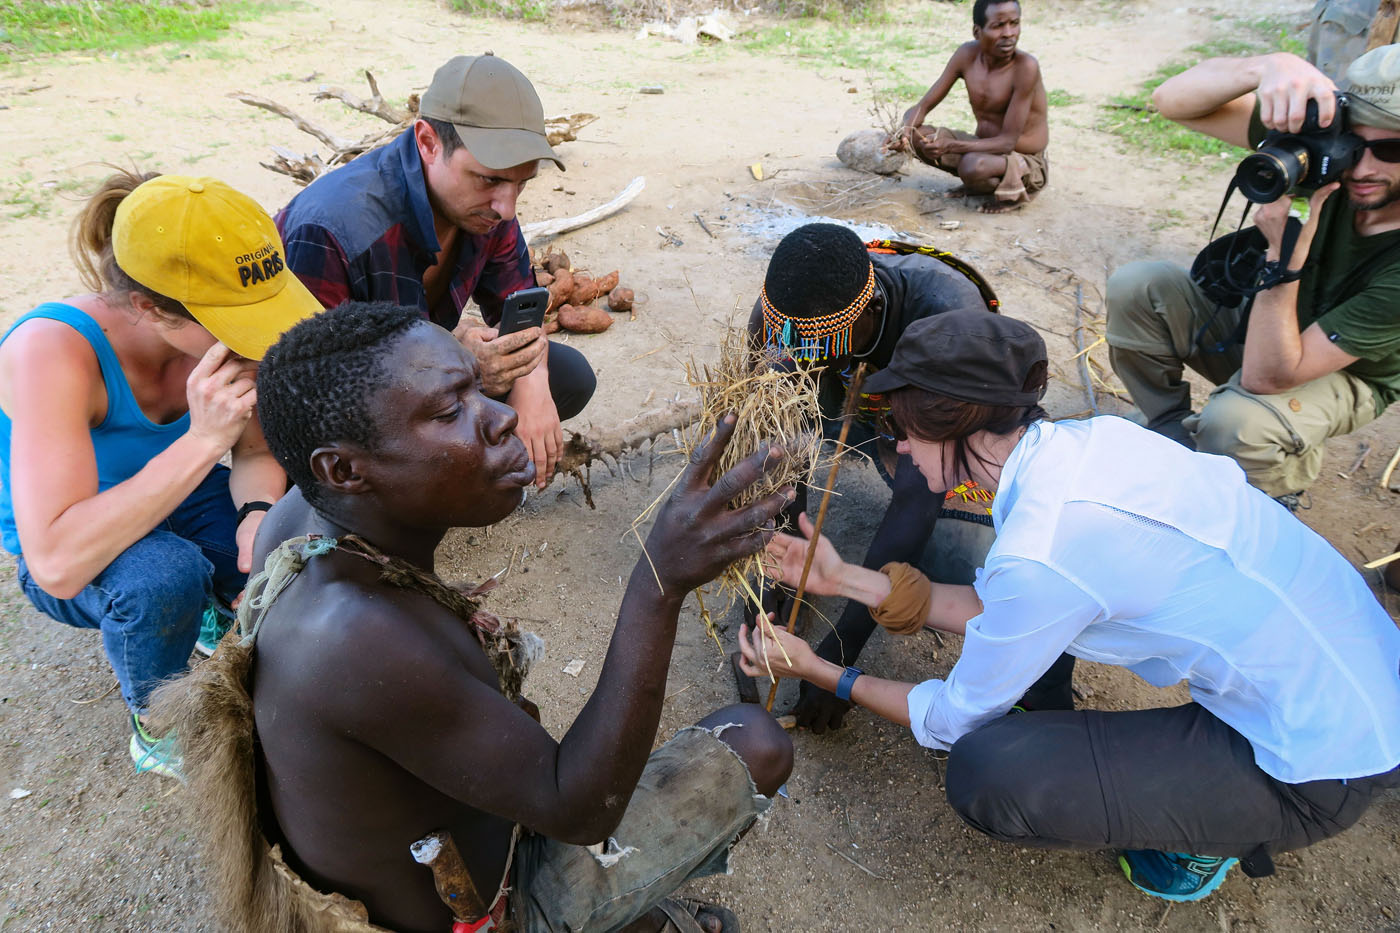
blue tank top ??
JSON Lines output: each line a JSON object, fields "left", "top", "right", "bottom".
{"left": 0, "top": 303, "right": 190, "bottom": 555}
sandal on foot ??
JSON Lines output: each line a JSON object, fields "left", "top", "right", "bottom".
{"left": 655, "top": 897, "right": 740, "bottom": 933}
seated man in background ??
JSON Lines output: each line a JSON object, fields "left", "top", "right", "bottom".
{"left": 277, "top": 53, "right": 594, "bottom": 489}
{"left": 154, "top": 301, "right": 792, "bottom": 933}
{"left": 887, "top": 0, "right": 1049, "bottom": 213}
{"left": 1106, "top": 46, "right": 1400, "bottom": 508}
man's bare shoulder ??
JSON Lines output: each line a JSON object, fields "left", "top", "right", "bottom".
{"left": 949, "top": 41, "right": 980, "bottom": 67}
{"left": 1013, "top": 50, "right": 1044, "bottom": 81}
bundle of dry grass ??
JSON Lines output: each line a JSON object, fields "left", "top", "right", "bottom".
{"left": 633, "top": 328, "right": 826, "bottom": 649}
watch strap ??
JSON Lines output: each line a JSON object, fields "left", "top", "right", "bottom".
{"left": 236, "top": 500, "right": 274, "bottom": 525}
{"left": 835, "top": 666, "right": 864, "bottom": 702}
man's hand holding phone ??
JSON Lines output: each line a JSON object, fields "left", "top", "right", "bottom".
{"left": 453, "top": 323, "right": 547, "bottom": 397}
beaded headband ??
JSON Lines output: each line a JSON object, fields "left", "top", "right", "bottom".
{"left": 760, "top": 262, "right": 877, "bottom": 361}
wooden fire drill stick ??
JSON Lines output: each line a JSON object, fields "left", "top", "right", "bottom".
{"left": 765, "top": 363, "right": 868, "bottom": 712}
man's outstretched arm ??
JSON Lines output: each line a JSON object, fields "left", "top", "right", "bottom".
{"left": 1153, "top": 52, "right": 1339, "bottom": 146}
{"left": 892, "top": 47, "right": 973, "bottom": 148}
{"left": 338, "top": 418, "right": 790, "bottom": 845}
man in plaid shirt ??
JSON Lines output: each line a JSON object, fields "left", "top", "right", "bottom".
{"left": 276, "top": 54, "right": 595, "bottom": 488}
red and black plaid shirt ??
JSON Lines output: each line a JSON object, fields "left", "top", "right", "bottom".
{"left": 275, "top": 129, "right": 535, "bottom": 330}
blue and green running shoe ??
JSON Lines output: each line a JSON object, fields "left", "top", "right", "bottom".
{"left": 129, "top": 714, "right": 184, "bottom": 782}
{"left": 195, "top": 601, "right": 235, "bottom": 657}
{"left": 1119, "top": 849, "right": 1237, "bottom": 902}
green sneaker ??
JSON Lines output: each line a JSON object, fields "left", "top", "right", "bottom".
{"left": 195, "top": 601, "right": 234, "bottom": 658}
{"left": 129, "top": 714, "right": 184, "bottom": 782}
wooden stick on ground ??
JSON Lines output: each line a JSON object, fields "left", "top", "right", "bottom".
{"left": 229, "top": 92, "right": 354, "bottom": 151}
{"left": 521, "top": 176, "right": 646, "bottom": 240}
{"left": 765, "top": 363, "right": 867, "bottom": 712}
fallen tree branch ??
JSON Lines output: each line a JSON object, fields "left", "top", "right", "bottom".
{"left": 231, "top": 92, "right": 354, "bottom": 151}
{"left": 522, "top": 176, "right": 646, "bottom": 240}
{"left": 314, "top": 71, "right": 414, "bottom": 125}
{"left": 553, "top": 399, "right": 698, "bottom": 478}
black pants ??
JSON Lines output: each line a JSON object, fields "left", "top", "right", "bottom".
{"left": 492, "top": 340, "right": 595, "bottom": 420}
{"left": 945, "top": 703, "right": 1400, "bottom": 875}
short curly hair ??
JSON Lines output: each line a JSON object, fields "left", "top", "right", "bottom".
{"left": 762, "top": 223, "right": 871, "bottom": 319}
{"left": 974, "top": 0, "right": 1019, "bottom": 28}
{"left": 257, "top": 301, "right": 425, "bottom": 506}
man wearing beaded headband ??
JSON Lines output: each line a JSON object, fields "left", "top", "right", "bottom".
{"left": 746, "top": 222, "right": 1000, "bottom": 732}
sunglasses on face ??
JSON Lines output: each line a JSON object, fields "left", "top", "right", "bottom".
{"left": 1359, "top": 138, "right": 1400, "bottom": 163}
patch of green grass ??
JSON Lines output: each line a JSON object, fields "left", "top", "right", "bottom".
{"left": 1099, "top": 13, "right": 1305, "bottom": 162}
{"left": 448, "top": 0, "right": 551, "bottom": 22}
{"left": 742, "top": 17, "right": 952, "bottom": 99}
{"left": 104, "top": 133, "right": 127, "bottom": 142}
{"left": 0, "top": 1, "right": 282, "bottom": 64}
{"left": 1046, "top": 88, "right": 1079, "bottom": 107}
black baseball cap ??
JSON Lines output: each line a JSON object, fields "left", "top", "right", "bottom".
{"left": 862, "top": 310, "right": 1047, "bottom": 407}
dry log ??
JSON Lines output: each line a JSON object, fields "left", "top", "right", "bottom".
{"left": 545, "top": 112, "right": 598, "bottom": 146}
{"left": 314, "top": 71, "right": 414, "bottom": 125}
{"left": 553, "top": 401, "right": 699, "bottom": 479}
{"left": 521, "top": 177, "right": 646, "bottom": 240}
{"left": 231, "top": 92, "right": 354, "bottom": 151}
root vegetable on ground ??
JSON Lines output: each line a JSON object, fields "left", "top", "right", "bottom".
{"left": 542, "top": 250, "right": 571, "bottom": 275}
{"left": 548, "top": 270, "right": 575, "bottom": 312}
{"left": 558, "top": 305, "right": 613, "bottom": 333}
{"left": 594, "top": 270, "right": 619, "bottom": 295}
{"left": 569, "top": 275, "right": 599, "bottom": 306}
{"left": 536, "top": 270, "right": 554, "bottom": 288}
{"left": 607, "top": 287, "right": 634, "bottom": 313}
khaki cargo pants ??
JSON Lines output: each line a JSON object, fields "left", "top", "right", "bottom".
{"left": 1104, "top": 261, "right": 1376, "bottom": 497}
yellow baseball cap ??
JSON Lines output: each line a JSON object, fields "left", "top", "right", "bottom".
{"left": 112, "top": 175, "right": 323, "bottom": 360}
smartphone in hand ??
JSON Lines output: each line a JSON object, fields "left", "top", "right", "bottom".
{"left": 497, "top": 286, "right": 551, "bottom": 336}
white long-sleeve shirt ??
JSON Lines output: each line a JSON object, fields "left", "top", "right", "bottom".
{"left": 905, "top": 416, "right": 1400, "bottom": 784}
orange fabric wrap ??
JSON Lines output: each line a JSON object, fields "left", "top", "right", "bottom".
{"left": 870, "top": 562, "right": 933, "bottom": 636}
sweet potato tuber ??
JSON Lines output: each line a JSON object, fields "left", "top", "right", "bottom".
{"left": 594, "top": 270, "right": 620, "bottom": 295}
{"left": 558, "top": 305, "right": 613, "bottom": 334}
{"left": 607, "top": 287, "right": 634, "bottom": 313}
{"left": 569, "top": 275, "right": 598, "bottom": 306}
{"left": 542, "top": 250, "right": 570, "bottom": 275}
{"left": 536, "top": 270, "right": 554, "bottom": 288}
{"left": 544, "top": 318, "right": 561, "bottom": 335}
{"left": 548, "top": 270, "right": 575, "bottom": 312}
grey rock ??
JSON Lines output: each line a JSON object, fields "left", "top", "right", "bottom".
{"left": 837, "top": 129, "right": 907, "bottom": 176}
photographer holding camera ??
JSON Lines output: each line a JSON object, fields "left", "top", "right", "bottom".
{"left": 1106, "top": 45, "right": 1400, "bottom": 508}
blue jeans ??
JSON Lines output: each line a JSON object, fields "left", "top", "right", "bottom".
{"left": 17, "top": 466, "right": 244, "bottom": 714}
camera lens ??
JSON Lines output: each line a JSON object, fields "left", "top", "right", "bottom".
{"left": 1236, "top": 143, "right": 1308, "bottom": 203}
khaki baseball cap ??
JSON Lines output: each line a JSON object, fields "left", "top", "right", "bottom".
{"left": 418, "top": 54, "right": 564, "bottom": 171}
{"left": 1341, "top": 44, "right": 1400, "bottom": 132}
{"left": 113, "top": 175, "right": 324, "bottom": 361}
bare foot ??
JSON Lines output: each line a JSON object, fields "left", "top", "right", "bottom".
{"left": 941, "top": 186, "right": 971, "bottom": 199}
{"left": 978, "top": 198, "right": 1026, "bottom": 214}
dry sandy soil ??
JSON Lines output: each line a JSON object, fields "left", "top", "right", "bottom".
{"left": 2, "top": 0, "right": 1399, "bottom": 929}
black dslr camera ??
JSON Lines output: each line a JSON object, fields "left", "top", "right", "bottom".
{"left": 1234, "top": 93, "right": 1362, "bottom": 202}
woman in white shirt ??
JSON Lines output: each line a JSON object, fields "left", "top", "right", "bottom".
{"left": 740, "top": 309, "right": 1400, "bottom": 903}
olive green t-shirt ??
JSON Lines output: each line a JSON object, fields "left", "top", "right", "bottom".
{"left": 1247, "top": 110, "right": 1400, "bottom": 411}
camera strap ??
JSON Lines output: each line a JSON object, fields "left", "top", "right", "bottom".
{"left": 1205, "top": 181, "right": 1305, "bottom": 293}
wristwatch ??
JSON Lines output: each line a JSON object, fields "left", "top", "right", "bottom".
{"left": 835, "top": 666, "right": 864, "bottom": 702}
{"left": 1258, "top": 259, "right": 1304, "bottom": 290}
{"left": 235, "top": 500, "right": 274, "bottom": 525}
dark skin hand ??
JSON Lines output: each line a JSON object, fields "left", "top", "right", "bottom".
{"left": 745, "top": 299, "right": 942, "bottom": 732}
{"left": 251, "top": 324, "right": 792, "bottom": 932}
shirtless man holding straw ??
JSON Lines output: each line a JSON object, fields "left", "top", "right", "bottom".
{"left": 155, "top": 301, "right": 793, "bottom": 933}
{"left": 887, "top": 0, "right": 1049, "bottom": 213}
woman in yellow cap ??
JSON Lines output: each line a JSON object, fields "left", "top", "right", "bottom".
{"left": 0, "top": 170, "right": 322, "bottom": 779}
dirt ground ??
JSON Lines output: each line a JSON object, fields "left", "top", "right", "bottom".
{"left": 2, "top": 0, "right": 1399, "bottom": 929}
